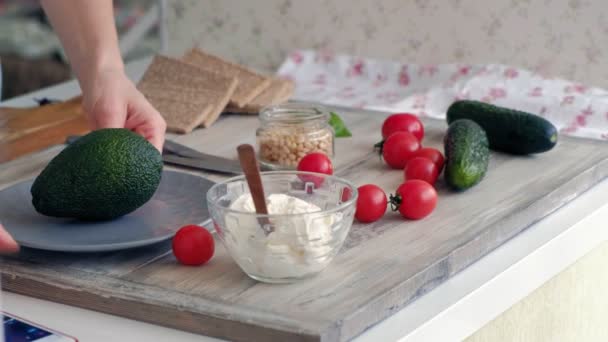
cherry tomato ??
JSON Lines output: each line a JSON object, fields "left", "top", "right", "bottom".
{"left": 404, "top": 157, "right": 439, "bottom": 185}
{"left": 382, "top": 131, "right": 421, "bottom": 169}
{"left": 355, "top": 184, "right": 387, "bottom": 223}
{"left": 297, "top": 152, "right": 333, "bottom": 175}
{"left": 341, "top": 187, "right": 353, "bottom": 203}
{"left": 297, "top": 152, "right": 333, "bottom": 187}
{"left": 414, "top": 147, "right": 445, "bottom": 172}
{"left": 390, "top": 180, "right": 437, "bottom": 220}
{"left": 172, "top": 225, "right": 215, "bottom": 266}
{"left": 381, "top": 113, "right": 424, "bottom": 141}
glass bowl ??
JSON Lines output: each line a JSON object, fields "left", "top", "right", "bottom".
{"left": 206, "top": 171, "right": 358, "bottom": 283}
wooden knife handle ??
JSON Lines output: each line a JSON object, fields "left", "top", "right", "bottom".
{"left": 237, "top": 144, "right": 268, "bottom": 215}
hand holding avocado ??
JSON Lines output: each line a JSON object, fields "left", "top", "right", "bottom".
{"left": 41, "top": 0, "right": 167, "bottom": 152}
{"left": 0, "top": 1, "right": 168, "bottom": 250}
{"left": 81, "top": 69, "right": 167, "bottom": 152}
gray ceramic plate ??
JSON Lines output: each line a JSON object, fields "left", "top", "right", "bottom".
{"left": 0, "top": 170, "right": 214, "bottom": 252}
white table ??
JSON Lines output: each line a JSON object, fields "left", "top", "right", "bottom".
{"left": 2, "top": 58, "right": 607, "bottom": 342}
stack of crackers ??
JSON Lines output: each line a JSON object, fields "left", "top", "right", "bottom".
{"left": 137, "top": 48, "right": 294, "bottom": 134}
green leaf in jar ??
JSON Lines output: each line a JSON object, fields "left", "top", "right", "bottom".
{"left": 328, "top": 111, "right": 352, "bottom": 138}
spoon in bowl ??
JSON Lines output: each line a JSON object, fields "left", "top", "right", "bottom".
{"left": 236, "top": 144, "right": 273, "bottom": 234}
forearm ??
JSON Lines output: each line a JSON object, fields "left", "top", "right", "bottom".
{"left": 41, "top": 0, "right": 124, "bottom": 90}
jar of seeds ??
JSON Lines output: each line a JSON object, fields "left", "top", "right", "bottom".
{"left": 256, "top": 103, "right": 334, "bottom": 169}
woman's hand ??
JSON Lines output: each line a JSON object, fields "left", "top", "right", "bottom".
{"left": 81, "top": 68, "right": 166, "bottom": 152}
{"left": 0, "top": 224, "right": 18, "bottom": 253}
{"left": 40, "top": 1, "right": 166, "bottom": 151}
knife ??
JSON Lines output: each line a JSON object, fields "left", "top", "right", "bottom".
{"left": 162, "top": 152, "right": 243, "bottom": 175}
{"left": 162, "top": 140, "right": 272, "bottom": 173}
{"left": 163, "top": 140, "right": 245, "bottom": 174}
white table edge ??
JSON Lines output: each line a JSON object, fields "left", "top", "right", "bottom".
{"left": 1, "top": 57, "right": 607, "bottom": 342}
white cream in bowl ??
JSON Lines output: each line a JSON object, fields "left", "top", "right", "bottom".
{"left": 222, "top": 193, "right": 343, "bottom": 280}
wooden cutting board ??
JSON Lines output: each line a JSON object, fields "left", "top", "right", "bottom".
{"left": 1, "top": 108, "right": 607, "bottom": 342}
{"left": 0, "top": 97, "right": 90, "bottom": 163}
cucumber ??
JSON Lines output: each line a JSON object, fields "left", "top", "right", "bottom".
{"left": 444, "top": 119, "right": 490, "bottom": 190}
{"left": 446, "top": 100, "right": 558, "bottom": 154}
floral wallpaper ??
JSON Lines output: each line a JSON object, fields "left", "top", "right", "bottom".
{"left": 166, "top": 0, "right": 608, "bottom": 88}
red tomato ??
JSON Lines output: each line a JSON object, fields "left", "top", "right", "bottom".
{"left": 390, "top": 180, "right": 437, "bottom": 220}
{"left": 382, "top": 131, "right": 421, "bottom": 169}
{"left": 355, "top": 184, "right": 388, "bottom": 223}
{"left": 414, "top": 147, "right": 445, "bottom": 172}
{"left": 172, "top": 225, "right": 215, "bottom": 266}
{"left": 341, "top": 187, "right": 353, "bottom": 203}
{"left": 297, "top": 152, "right": 333, "bottom": 187}
{"left": 404, "top": 157, "right": 439, "bottom": 185}
{"left": 381, "top": 113, "right": 424, "bottom": 141}
{"left": 297, "top": 152, "right": 333, "bottom": 175}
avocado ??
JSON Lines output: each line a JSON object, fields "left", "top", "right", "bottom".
{"left": 446, "top": 100, "right": 558, "bottom": 155}
{"left": 444, "top": 119, "right": 490, "bottom": 190}
{"left": 31, "top": 128, "right": 163, "bottom": 221}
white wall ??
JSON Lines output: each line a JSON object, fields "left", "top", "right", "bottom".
{"left": 466, "top": 241, "right": 608, "bottom": 341}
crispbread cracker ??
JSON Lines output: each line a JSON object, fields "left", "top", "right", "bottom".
{"left": 138, "top": 83, "right": 208, "bottom": 105}
{"left": 139, "top": 81, "right": 237, "bottom": 129}
{"left": 182, "top": 48, "right": 271, "bottom": 107}
{"left": 145, "top": 96, "right": 213, "bottom": 134}
{"left": 139, "top": 55, "right": 237, "bottom": 90}
{"left": 137, "top": 55, "right": 238, "bottom": 132}
{"left": 200, "top": 81, "right": 236, "bottom": 127}
{"left": 277, "top": 78, "right": 295, "bottom": 101}
{"left": 224, "top": 78, "right": 295, "bottom": 114}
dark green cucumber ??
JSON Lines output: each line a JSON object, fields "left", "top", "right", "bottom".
{"left": 444, "top": 119, "right": 490, "bottom": 190}
{"left": 446, "top": 100, "right": 558, "bottom": 154}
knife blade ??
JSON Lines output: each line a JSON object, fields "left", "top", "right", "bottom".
{"left": 162, "top": 153, "right": 243, "bottom": 175}
{"left": 163, "top": 140, "right": 272, "bottom": 172}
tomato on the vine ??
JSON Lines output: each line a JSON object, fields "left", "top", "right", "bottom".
{"left": 381, "top": 113, "right": 424, "bottom": 141}
{"left": 390, "top": 180, "right": 437, "bottom": 220}
{"left": 172, "top": 225, "right": 215, "bottom": 266}
{"left": 404, "top": 157, "right": 439, "bottom": 185}
{"left": 381, "top": 131, "right": 420, "bottom": 169}
{"left": 413, "top": 147, "right": 445, "bottom": 172}
{"left": 355, "top": 184, "right": 387, "bottom": 223}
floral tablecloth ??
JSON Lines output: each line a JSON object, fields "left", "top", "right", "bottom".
{"left": 277, "top": 49, "right": 608, "bottom": 141}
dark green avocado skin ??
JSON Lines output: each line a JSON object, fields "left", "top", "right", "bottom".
{"left": 31, "top": 128, "right": 163, "bottom": 221}
{"left": 447, "top": 100, "right": 558, "bottom": 155}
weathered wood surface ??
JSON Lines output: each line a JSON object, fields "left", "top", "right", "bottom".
{"left": 0, "top": 97, "right": 89, "bottom": 163}
{"left": 1, "top": 108, "right": 608, "bottom": 342}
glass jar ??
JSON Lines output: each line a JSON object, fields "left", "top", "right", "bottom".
{"left": 256, "top": 103, "right": 335, "bottom": 170}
